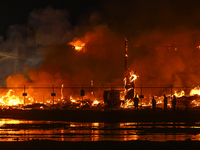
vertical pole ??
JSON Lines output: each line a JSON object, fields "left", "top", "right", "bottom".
{"left": 91, "top": 80, "right": 94, "bottom": 95}
{"left": 52, "top": 85, "right": 54, "bottom": 109}
{"left": 171, "top": 85, "right": 173, "bottom": 101}
{"left": 124, "top": 38, "right": 128, "bottom": 91}
{"left": 125, "top": 38, "right": 128, "bottom": 74}
{"left": 24, "top": 85, "right": 25, "bottom": 106}
{"left": 43, "top": 95, "right": 44, "bottom": 105}
{"left": 141, "top": 85, "right": 142, "bottom": 108}
{"left": 171, "top": 85, "right": 173, "bottom": 110}
{"left": 82, "top": 85, "right": 83, "bottom": 106}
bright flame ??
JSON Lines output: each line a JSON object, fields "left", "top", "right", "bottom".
{"left": 92, "top": 99, "right": 100, "bottom": 106}
{"left": 70, "top": 96, "right": 77, "bottom": 103}
{"left": 0, "top": 89, "right": 22, "bottom": 106}
{"left": 121, "top": 70, "right": 138, "bottom": 108}
{"left": 190, "top": 86, "right": 200, "bottom": 96}
{"left": 174, "top": 90, "right": 185, "bottom": 97}
{"left": 129, "top": 71, "right": 137, "bottom": 82}
{"left": 0, "top": 89, "right": 34, "bottom": 106}
{"left": 69, "top": 39, "right": 85, "bottom": 52}
{"left": 61, "top": 84, "right": 64, "bottom": 100}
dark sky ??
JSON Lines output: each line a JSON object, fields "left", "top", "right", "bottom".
{"left": 1, "top": 0, "right": 200, "bottom": 37}
{"left": 0, "top": 0, "right": 199, "bottom": 38}
{"left": 0, "top": 0, "right": 102, "bottom": 37}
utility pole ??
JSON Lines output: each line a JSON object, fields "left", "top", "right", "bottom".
{"left": 125, "top": 38, "right": 128, "bottom": 75}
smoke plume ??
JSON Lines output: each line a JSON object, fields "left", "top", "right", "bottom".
{"left": 1, "top": 1, "right": 200, "bottom": 97}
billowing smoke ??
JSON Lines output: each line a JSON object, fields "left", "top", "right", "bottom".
{"left": 4, "top": 6, "right": 125, "bottom": 88}
{"left": 2, "top": 1, "right": 200, "bottom": 97}
{"left": 28, "top": 6, "right": 72, "bottom": 45}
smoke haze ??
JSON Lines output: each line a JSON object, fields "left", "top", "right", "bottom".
{"left": 1, "top": 1, "right": 200, "bottom": 96}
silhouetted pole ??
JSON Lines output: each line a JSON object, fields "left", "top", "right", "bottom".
{"left": 125, "top": 38, "right": 128, "bottom": 74}
{"left": 82, "top": 85, "right": 83, "bottom": 105}
{"left": 23, "top": 85, "right": 27, "bottom": 106}
{"left": 51, "top": 85, "right": 56, "bottom": 109}
{"left": 141, "top": 85, "right": 142, "bottom": 108}
{"left": 81, "top": 85, "right": 85, "bottom": 106}
{"left": 53, "top": 85, "right": 54, "bottom": 109}
{"left": 24, "top": 85, "right": 25, "bottom": 106}
{"left": 171, "top": 85, "right": 173, "bottom": 102}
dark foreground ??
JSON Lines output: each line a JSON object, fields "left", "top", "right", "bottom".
{"left": 0, "top": 108, "right": 200, "bottom": 122}
{"left": 0, "top": 139, "right": 199, "bottom": 150}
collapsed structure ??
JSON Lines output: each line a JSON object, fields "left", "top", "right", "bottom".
{"left": 103, "top": 38, "right": 137, "bottom": 108}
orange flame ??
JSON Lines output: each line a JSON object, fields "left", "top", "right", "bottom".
{"left": 70, "top": 96, "right": 77, "bottom": 103}
{"left": 92, "top": 99, "right": 100, "bottom": 106}
{"left": 69, "top": 39, "right": 85, "bottom": 52}
{"left": 0, "top": 89, "right": 34, "bottom": 106}
{"left": 129, "top": 71, "right": 137, "bottom": 82}
{"left": 174, "top": 90, "right": 185, "bottom": 97}
{"left": 190, "top": 86, "right": 200, "bottom": 96}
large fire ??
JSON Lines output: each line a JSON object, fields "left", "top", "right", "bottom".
{"left": 0, "top": 89, "right": 22, "bottom": 106}
{"left": 121, "top": 69, "right": 138, "bottom": 108}
{"left": 2, "top": 35, "right": 200, "bottom": 110}
{"left": 190, "top": 86, "right": 200, "bottom": 96}
{"left": 0, "top": 89, "right": 34, "bottom": 106}
{"left": 1, "top": 84, "right": 200, "bottom": 110}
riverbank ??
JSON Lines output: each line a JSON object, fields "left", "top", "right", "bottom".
{"left": 0, "top": 108, "right": 200, "bottom": 122}
{"left": 0, "top": 139, "right": 199, "bottom": 150}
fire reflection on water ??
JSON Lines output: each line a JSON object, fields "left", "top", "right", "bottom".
{"left": 0, "top": 119, "right": 200, "bottom": 141}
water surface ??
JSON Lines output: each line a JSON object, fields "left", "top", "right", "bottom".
{"left": 0, "top": 119, "right": 199, "bottom": 141}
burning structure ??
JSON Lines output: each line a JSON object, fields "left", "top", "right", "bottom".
{"left": 2, "top": 28, "right": 200, "bottom": 111}
{"left": 2, "top": 5, "right": 200, "bottom": 111}
{"left": 2, "top": 31, "right": 200, "bottom": 110}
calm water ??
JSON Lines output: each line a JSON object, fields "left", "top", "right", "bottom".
{"left": 0, "top": 119, "right": 200, "bottom": 141}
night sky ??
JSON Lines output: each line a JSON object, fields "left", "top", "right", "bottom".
{"left": 0, "top": 0, "right": 102, "bottom": 37}
{"left": 1, "top": 0, "right": 200, "bottom": 96}
{"left": 1, "top": 0, "right": 200, "bottom": 37}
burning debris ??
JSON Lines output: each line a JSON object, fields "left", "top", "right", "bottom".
{"left": 2, "top": 79, "right": 200, "bottom": 110}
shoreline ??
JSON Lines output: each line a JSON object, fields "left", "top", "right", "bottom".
{"left": 0, "top": 108, "right": 199, "bottom": 122}
{"left": 0, "top": 139, "right": 198, "bottom": 150}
